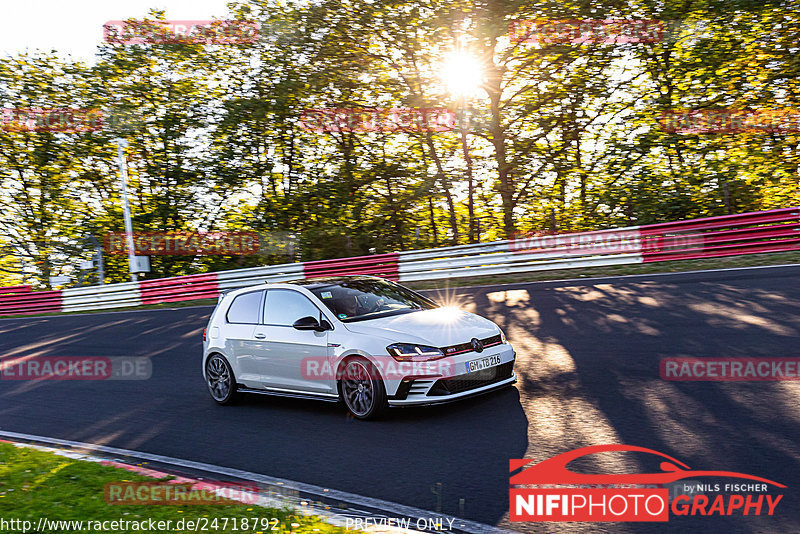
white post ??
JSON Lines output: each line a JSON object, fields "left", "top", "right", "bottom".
{"left": 115, "top": 138, "right": 138, "bottom": 282}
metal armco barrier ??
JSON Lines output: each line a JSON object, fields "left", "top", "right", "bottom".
{"left": 215, "top": 263, "right": 305, "bottom": 291}
{"left": 304, "top": 253, "right": 400, "bottom": 281}
{"left": 138, "top": 273, "right": 220, "bottom": 305}
{"left": 0, "top": 285, "right": 32, "bottom": 295}
{"left": 640, "top": 207, "right": 800, "bottom": 262}
{"left": 0, "top": 207, "right": 797, "bottom": 316}
{"left": 0, "top": 285, "right": 62, "bottom": 315}
{"left": 60, "top": 282, "right": 141, "bottom": 313}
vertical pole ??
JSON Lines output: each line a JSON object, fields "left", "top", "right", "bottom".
{"left": 460, "top": 95, "right": 475, "bottom": 243}
{"left": 723, "top": 182, "right": 732, "bottom": 214}
{"left": 95, "top": 244, "right": 105, "bottom": 285}
{"left": 115, "top": 138, "right": 137, "bottom": 282}
{"left": 428, "top": 196, "right": 438, "bottom": 246}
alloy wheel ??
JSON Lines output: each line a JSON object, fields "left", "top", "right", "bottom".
{"left": 206, "top": 355, "right": 232, "bottom": 401}
{"left": 342, "top": 360, "right": 375, "bottom": 417}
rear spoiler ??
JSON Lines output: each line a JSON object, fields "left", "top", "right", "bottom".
{"left": 217, "top": 289, "right": 235, "bottom": 304}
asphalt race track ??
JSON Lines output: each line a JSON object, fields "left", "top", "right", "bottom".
{"left": 1, "top": 265, "right": 799, "bottom": 533}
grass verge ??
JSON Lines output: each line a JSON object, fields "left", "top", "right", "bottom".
{"left": 0, "top": 441, "right": 350, "bottom": 533}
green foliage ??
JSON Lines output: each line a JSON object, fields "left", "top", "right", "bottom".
{"left": 0, "top": 1, "right": 797, "bottom": 285}
{"left": 0, "top": 442, "right": 349, "bottom": 533}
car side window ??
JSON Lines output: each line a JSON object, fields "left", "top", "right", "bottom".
{"left": 226, "top": 290, "right": 263, "bottom": 324}
{"left": 263, "top": 289, "right": 322, "bottom": 326}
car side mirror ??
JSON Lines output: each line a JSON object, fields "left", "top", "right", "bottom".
{"left": 293, "top": 316, "right": 327, "bottom": 331}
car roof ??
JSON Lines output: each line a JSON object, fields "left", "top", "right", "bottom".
{"left": 279, "top": 275, "right": 382, "bottom": 290}
{"left": 217, "top": 275, "right": 385, "bottom": 304}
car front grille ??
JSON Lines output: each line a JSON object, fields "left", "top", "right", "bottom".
{"left": 441, "top": 334, "right": 502, "bottom": 356}
{"left": 427, "top": 361, "right": 514, "bottom": 396}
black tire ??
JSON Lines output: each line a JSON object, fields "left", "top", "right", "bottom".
{"left": 338, "top": 357, "right": 388, "bottom": 420}
{"left": 205, "top": 354, "right": 240, "bottom": 405}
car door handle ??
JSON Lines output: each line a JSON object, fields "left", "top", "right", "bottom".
{"left": 254, "top": 333, "right": 266, "bottom": 339}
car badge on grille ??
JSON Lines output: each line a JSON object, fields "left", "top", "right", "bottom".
{"left": 471, "top": 338, "right": 484, "bottom": 353}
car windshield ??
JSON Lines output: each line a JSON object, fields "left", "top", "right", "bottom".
{"left": 309, "top": 279, "right": 438, "bottom": 322}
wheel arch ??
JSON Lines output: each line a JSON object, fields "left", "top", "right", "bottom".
{"left": 335, "top": 350, "right": 385, "bottom": 399}
{"left": 203, "top": 350, "right": 232, "bottom": 379}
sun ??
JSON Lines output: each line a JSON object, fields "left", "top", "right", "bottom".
{"left": 439, "top": 52, "right": 484, "bottom": 98}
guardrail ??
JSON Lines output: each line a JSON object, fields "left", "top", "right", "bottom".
{"left": 399, "top": 225, "right": 645, "bottom": 282}
{"left": 0, "top": 287, "right": 62, "bottom": 316}
{"left": 0, "top": 285, "right": 32, "bottom": 295}
{"left": 139, "top": 273, "right": 219, "bottom": 305}
{"left": 304, "top": 253, "right": 400, "bottom": 281}
{"left": 216, "top": 263, "right": 305, "bottom": 290}
{"left": 0, "top": 207, "right": 797, "bottom": 316}
{"left": 60, "top": 282, "right": 141, "bottom": 313}
{"left": 640, "top": 207, "right": 800, "bottom": 262}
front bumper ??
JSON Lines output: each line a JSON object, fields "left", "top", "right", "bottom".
{"left": 388, "top": 372, "right": 517, "bottom": 407}
{"left": 387, "top": 343, "right": 516, "bottom": 406}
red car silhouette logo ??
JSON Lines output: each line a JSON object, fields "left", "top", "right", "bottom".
{"left": 510, "top": 444, "right": 785, "bottom": 487}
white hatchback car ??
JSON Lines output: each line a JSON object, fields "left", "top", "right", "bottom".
{"left": 203, "top": 276, "right": 516, "bottom": 419}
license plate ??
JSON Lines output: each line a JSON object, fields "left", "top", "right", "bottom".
{"left": 465, "top": 355, "right": 501, "bottom": 373}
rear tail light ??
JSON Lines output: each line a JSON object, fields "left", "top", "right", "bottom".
{"left": 203, "top": 328, "right": 207, "bottom": 342}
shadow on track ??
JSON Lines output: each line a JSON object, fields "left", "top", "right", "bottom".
{"left": 430, "top": 267, "right": 800, "bottom": 533}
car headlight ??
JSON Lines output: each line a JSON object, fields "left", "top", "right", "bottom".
{"left": 387, "top": 343, "right": 445, "bottom": 362}
{"left": 499, "top": 328, "right": 507, "bottom": 344}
